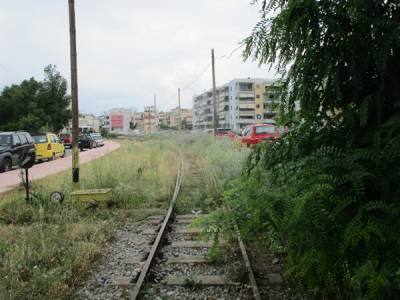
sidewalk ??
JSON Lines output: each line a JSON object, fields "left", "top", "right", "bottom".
{"left": 0, "top": 140, "right": 120, "bottom": 195}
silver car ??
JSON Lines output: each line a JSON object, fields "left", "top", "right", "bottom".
{"left": 90, "top": 133, "right": 104, "bottom": 147}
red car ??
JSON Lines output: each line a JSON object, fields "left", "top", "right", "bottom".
{"left": 59, "top": 133, "right": 72, "bottom": 148}
{"left": 241, "top": 124, "right": 279, "bottom": 146}
{"left": 215, "top": 128, "right": 232, "bottom": 136}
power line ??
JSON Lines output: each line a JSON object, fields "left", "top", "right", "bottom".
{"left": 215, "top": 43, "right": 245, "bottom": 60}
{"left": 180, "top": 43, "right": 245, "bottom": 91}
{"left": 181, "top": 62, "right": 212, "bottom": 91}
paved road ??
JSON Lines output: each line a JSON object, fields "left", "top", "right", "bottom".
{"left": 0, "top": 140, "right": 120, "bottom": 195}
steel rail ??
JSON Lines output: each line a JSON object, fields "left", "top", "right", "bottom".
{"left": 235, "top": 224, "right": 262, "bottom": 300}
{"left": 130, "top": 154, "right": 184, "bottom": 300}
{"left": 227, "top": 205, "right": 262, "bottom": 300}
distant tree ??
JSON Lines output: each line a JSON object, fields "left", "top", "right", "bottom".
{"left": 39, "top": 65, "right": 71, "bottom": 132}
{"left": 129, "top": 120, "right": 137, "bottom": 130}
{"left": 0, "top": 65, "right": 71, "bottom": 133}
{"left": 0, "top": 78, "right": 44, "bottom": 133}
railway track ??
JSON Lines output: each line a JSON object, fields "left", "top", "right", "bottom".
{"left": 128, "top": 153, "right": 262, "bottom": 300}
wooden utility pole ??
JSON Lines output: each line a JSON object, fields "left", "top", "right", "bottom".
{"left": 68, "top": 0, "right": 79, "bottom": 187}
{"left": 211, "top": 49, "right": 218, "bottom": 135}
{"left": 178, "top": 88, "right": 181, "bottom": 130}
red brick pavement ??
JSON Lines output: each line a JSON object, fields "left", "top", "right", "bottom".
{"left": 0, "top": 140, "right": 120, "bottom": 194}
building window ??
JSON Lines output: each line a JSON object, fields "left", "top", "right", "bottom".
{"left": 256, "top": 104, "right": 260, "bottom": 108}
{"left": 256, "top": 94, "right": 260, "bottom": 99}
{"left": 239, "top": 97, "right": 255, "bottom": 101}
{"left": 239, "top": 83, "right": 253, "bottom": 91}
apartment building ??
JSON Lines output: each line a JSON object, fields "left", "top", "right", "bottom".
{"left": 193, "top": 78, "right": 282, "bottom": 131}
{"left": 143, "top": 105, "right": 157, "bottom": 133}
{"left": 166, "top": 107, "right": 193, "bottom": 129}
{"left": 67, "top": 113, "right": 101, "bottom": 133}
{"left": 101, "top": 108, "right": 136, "bottom": 135}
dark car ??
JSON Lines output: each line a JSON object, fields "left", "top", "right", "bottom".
{"left": 59, "top": 133, "right": 72, "bottom": 148}
{"left": 90, "top": 133, "right": 104, "bottom": 147}
{"left": 78, "top": 134, "right": 96, "bottom": 150}
{"left": 0, "top": 131, "right": 36, "bottom": 172}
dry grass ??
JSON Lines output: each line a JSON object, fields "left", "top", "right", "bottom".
{"left": 0, "top": 139, "right": 178, "bottom": 299}
{"left": 0, "top": 134, "right": 246, "bottom": 299}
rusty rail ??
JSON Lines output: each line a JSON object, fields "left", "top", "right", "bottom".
{"left": 227, "top": 204, "right": 262, "bottom": 300}
{"left": 130, "top": 154, "right": 183, "bottom": 300}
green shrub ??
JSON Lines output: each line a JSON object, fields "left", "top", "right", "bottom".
{"left": 219, "top": 116, "right": 400, "bottom": 299}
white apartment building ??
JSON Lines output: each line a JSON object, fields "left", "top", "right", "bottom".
{"left": 101, "top": 108, "right": 136, "bottom": 135}
{"left": 66, "top": 113, "right": 101, "bottom": 133}
{"left": 193, "top": 78, "right": 282, "bottom": 131}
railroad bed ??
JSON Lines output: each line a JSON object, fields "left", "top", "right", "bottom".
{"left": 77, "top": 153, "right": 287, "bottom": 299}
{"left": 138, "top": 213, "right": 255, "bottom": 299}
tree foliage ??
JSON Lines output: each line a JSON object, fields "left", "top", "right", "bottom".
{"left": 212, "top": 0, "right": 400, "bottom": 299}
{"left": 244, "top": 0, "right": 400, "bottom": 128}
{"left": 0, "top": 65, "right": 71, "bottom": 133}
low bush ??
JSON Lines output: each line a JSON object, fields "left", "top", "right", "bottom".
{"left": 217, "top": 116, "right": 400, "bottom": 299}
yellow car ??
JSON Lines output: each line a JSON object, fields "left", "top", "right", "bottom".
{"left": 32, "top": 133, "right": 65, "bottom": 161}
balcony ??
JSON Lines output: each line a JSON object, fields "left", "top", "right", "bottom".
{"left": 237, "top": 118, "right": 255, "bottom": 125}
{"left": 239, "top": 103, "right": 255, "bottom": 109}
{"left": 239, "top": 112, "right": 255, "bottom": 117}
{"left": 238, "top": 91, "right": 254, "bottom": 98}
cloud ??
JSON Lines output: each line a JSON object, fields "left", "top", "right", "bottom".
{"left": 0, "top": 0, "right": 275, "bottom": 115}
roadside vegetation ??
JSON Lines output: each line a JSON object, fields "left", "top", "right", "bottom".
{"left": 0, "top": 139, "right": 178, "bottom": 299}
{"left": 0, "top": 135, "right": 246, "bottom": 299}
{"left": 175, "top": 133, "right": 248, "bottom": 214}
{"left": 205, "top": 1, "right": 400, "bottom": 299}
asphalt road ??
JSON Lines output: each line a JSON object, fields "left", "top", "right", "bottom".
{"left": 0, "top": 140, "right": 120, "bottom": 194}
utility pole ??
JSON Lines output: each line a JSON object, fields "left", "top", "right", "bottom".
{"left": 154, "top": 94, "right": 157, "bottom": 129}
{"left": 68, "top": 0, "right": 79, "bottom": 187}
{"left": 211, "top": 48, "right": 218, "bottom": 135}
{"left": 178, "top": 88, "right": 182, "bottom": 130}
{"left": 147, "top": 105, "right": 151, "bottom": 135}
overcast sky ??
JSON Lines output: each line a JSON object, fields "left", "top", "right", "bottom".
{"left": 0, "top": 0, "right": 276, "bottom": 115}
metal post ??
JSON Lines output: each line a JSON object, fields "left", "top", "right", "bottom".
{"left": 25, "top": 168, "right": 30, "bottom": 203}
{"left": 154, "top": 94, "right": 157, "bottom": 129}
{"left": 148, "top": 105, "right": 151, "bottom": 135}
{"left": 68, "top": 0, "right": 79, "bottom": 187}
{"left": 178, "top": 88, "right": 181, "bottom": 130}
{"left": 211, "top": 49, "right": 218, "bottom": 135}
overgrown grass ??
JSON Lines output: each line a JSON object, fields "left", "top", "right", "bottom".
{"left": 174, "top": 133, "right": 248, "bottom": 213}
{"left": 0, "top": 139, "right": 178, "bottom": 299}
{"left": 0, "top": 134, "right": 247, "bottom": 299}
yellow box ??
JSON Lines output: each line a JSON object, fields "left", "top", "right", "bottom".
{"left": 71, "top": 188, "right": 113, "bottom": 205}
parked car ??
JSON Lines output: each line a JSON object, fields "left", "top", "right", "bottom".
{"left": 215, "top": 128, "right": 232, "bottom": 136}
{"left": 79, "top": 134, "right": 96, "bottom": 150}
{"left": 32, "top": 133, "right": 65, "bottom": 161}
{"left": 90, "top": 133, "right": 104, "bottom": 147}
{"left": 0, "top": 131, "right": 36, "bottom": 172}
{"left": 59, "top": 132, "right": 72, "bottom": 148}
{"left": 241, "top": 124, "right": 280, "bottom": 146}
